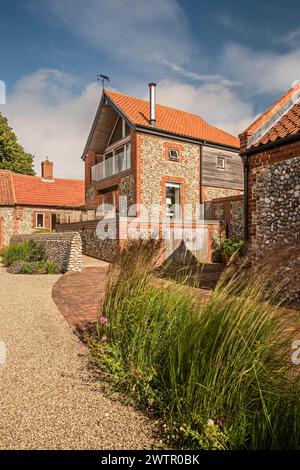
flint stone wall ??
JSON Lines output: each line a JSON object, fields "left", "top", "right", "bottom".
{"left": 251, "top": 156, "right": 300, "bottom": 258}
{"left": 10, "top": 232, "right": 82, "bottom": 272}
{"left": 57, "top": 221, "right": 118, "bottom": 262}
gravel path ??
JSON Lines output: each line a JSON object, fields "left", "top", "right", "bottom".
{"left": 0, "top": 267, "right": 157, "bottom": 449}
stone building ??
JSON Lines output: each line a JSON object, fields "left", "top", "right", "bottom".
{"left": 83, "top": 84, "right": 243, "bottom": 219}
{"left": 0, "top": 160, "right": 84, "bottom": 248}
{"left": 239, "top": 83, "right": 300, "bottom": 260}
{"left": 58, "top": 84, "right": 244, "bottom": 263}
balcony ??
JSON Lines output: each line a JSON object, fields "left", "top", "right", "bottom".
{"left": 92, "top": 143, "right": 131, "bottom": 182}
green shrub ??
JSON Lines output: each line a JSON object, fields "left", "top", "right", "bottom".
{"left": 7, "top": 259, "right": 58, "bottom": 274}
{"left": 1, "top": 240, "right": 46, "bottom": 266}
{"left": 26, "top": 239, "right": 46, "bottom": 262}
{"left": 33, "top": 229, "right": 54, "bottom": 234}
{"left": 45, "top": 260, "right": 58, "bottom": 274}
{"left": 88, "top": 240, "right": 300, "bottom": 450}
{"left": 220, "top": 238, "right": 244, "bottom": 257}
{"left": 1, "top": 242, "right": 30, "bottom": 266}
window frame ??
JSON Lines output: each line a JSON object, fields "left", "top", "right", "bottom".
{"left": 168, "top": 148, "right": 180, "bottom": 161}
{"left": 165, "top": 182, "right": 182, "bottom": 220}
{"left": 36, "top": 213, "right": 45, "bottom": 228}
{"left": 217, "top": 156, "right": 226, "bottom": 169}
{"left": 103, "top": 143, "right": 131, "bottom": 178}
{"left": 108, "top": 117, "right": 130, "bottom": 147}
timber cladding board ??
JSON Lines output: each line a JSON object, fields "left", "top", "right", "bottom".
{"left": 89, "top": 105, "right": 118, "bottom": 155}
{"left": 202, "top": 146, "right": 243, "bottom": 190}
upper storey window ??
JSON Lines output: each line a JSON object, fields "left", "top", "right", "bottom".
{"left": 108, "top": 117, "right": 130, "bottom": 146}
{"left": 217, "top": 156, "right": 225, "bottom": 169}
{"left": 168, "top": 149, "right": 179, "bottom": 161}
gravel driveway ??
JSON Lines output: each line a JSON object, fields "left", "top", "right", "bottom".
{"left": 0, "top": 267, "right": 157, "bottom": 449}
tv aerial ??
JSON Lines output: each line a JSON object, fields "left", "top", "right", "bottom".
{"left": 97, "top": 74, "right": 110, "bottom": 90}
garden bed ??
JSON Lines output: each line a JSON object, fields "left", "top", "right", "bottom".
{"left": 0, "top": 240, "right": 59, "bottom": 274}
{"left": 86, "top": 240, "right": 300, "bottom": 450}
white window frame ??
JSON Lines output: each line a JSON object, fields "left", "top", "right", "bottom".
{"left": 168, "top": 148, "right": 179, "bottom": 161}
{"left": 217, "top": 156, "right": 225, "bottom": 169}
{"left": 36, "top": 213, "right": 45, "bottom": 228}
{"left": 103, "top": 143, "right": 131, "bottom": 178}
{"left": 165, "top": 182, "right": 182, "bottom": 220}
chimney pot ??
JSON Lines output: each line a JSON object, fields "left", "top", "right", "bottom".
{"left": 148, "top": 82, "right": 156, "bottom": 126}
{"left": 41, "top": 159, "right": 53, "bottom": 180}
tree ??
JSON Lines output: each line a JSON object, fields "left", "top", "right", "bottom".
{"left": 0, "top": 113, "right": 35, "bottom": 175}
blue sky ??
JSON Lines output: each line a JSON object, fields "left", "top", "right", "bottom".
{"left": 1, "top": 0, "right": 300, "bottom": 178}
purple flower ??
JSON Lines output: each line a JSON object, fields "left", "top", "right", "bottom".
{"left": 99, "top": 316, "right": 108, "bottom": 325}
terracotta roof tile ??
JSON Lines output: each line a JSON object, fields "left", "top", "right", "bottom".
{"left": 0, "top": 170, "right": 15, "bottom": 205}
{"left": 105, "top": 89, "right": 239, "bottom": 148}
{"left": 253, "top": 102, "right": 300, "bottom": 148}
{"left": 244, "top": 83, "right": 300, "bottom": 136}
{"left": 0, "top": 170, "right": 84, "bottom": 208}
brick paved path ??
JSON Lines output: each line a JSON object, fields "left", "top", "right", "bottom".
{"left": 52, "top": 265, "right": 109, "bottom": 336}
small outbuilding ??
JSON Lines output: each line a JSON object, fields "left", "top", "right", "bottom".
{"left": 239, "top": 83, "right": 300, "bottom": 260}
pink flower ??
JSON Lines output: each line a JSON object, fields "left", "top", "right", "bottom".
{"left": 101, "top": 336, "right": 107, "bottom": 342}
{"left": 99, "top": 316, "right": 108, "bottom": 325}
{"left": 100, "top": 347, "right": 107, "bottom": 354}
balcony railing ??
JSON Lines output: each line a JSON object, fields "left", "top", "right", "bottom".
{"left": 92, "top": 143, "right": 131, "bottom": 182}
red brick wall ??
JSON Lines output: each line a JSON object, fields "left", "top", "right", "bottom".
{"left": 41, "top": 160, "right": 53, "bottom": 179}
{"left": 85, "top": 130, "right": 137, "bottom": 211}
{"left": 208, "top": 195, "right": 244, "bottom": 240}
{"left": 0, "top": 217, "right": 3, "bottom": 249}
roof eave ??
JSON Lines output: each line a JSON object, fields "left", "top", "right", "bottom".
{"left": 82, "top": 92, "right": 239, "bottom": 159}
{"left": 81, "top": 92, "right": 135, "bottom": 161}
{"left": 135, "top": 124, "right": 240, "bottom": 152}
{"left": 241, "top": 131, "right": 300, "bottom": 156}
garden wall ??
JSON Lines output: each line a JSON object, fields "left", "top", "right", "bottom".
{"left": 57, "top": 218, "right": 222, "bottom": 264}
{"left": 10, "top": 232, "right": 82, "bottom": 272}
{"left": 57, "top": 221, "right": 118, "bottom": 262}
{"left": 205, "top": 195, "right": 244, "bottom": 240}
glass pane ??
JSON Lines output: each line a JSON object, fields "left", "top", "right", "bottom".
{"left": 169, "top": 149, "right": 179, "bottom": 161}
{"left": 125, "top": 122, "right": 130, "bottom": 136}
{"left": 109, "top": 117, "right": 123, "bottom": 145}
{"left": 115, "top": 147, "right": 125, "bottom": 173}
{"left": 37, "top": 214, "right": 44, "bottom": 227}
{"left": 166, "top": 184, "right": 181, "bottom": 219}
{"left": 105, "top": 152, "right": 114, "bottom": 177}
{"left": 126, "top": 144, "right": 131, "bottom": 169}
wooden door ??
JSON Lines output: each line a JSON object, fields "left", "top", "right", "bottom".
{"left": 51, "top": 214, "right": 57, "bottom": 231}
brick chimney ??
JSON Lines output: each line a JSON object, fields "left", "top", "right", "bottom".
{"left": 41, "top": 158, "right": 53, "bottom": 180}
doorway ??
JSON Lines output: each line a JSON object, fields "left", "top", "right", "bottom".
{"left": 51, "top": 214, "right": 57, "bottom": 231}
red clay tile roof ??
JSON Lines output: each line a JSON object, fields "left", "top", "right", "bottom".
{"left": 0, "top": 170, "right": 85, "bottom": 208}
{"left": 105, "top": 89, "right": 239, "bottom": 148}
{"left": 244, "top": 83, "right": 300, "bottom": 136}
{"left": 0, "top": 170, "right": 15, "bottom": 205}
{"left": 253, "top": 101, "right": 300, "bottom": 148}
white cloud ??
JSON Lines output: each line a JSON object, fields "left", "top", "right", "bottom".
{"left": 221, "top": 43, "right": 300, "bottom": 93}
{"left": 42, "top": 0, "right": 192, "bottom": 67}
{"left": 156, "top": 79, "right": 256, "bottom": 135}
{"left": 274, "top": 28, "right": 300, "bottom": 48}
{"left": 0, "top": 69, "right": 257, "bottom": 184}
{"left": 0, "top": 68, "right": 99, "bottom": 179}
